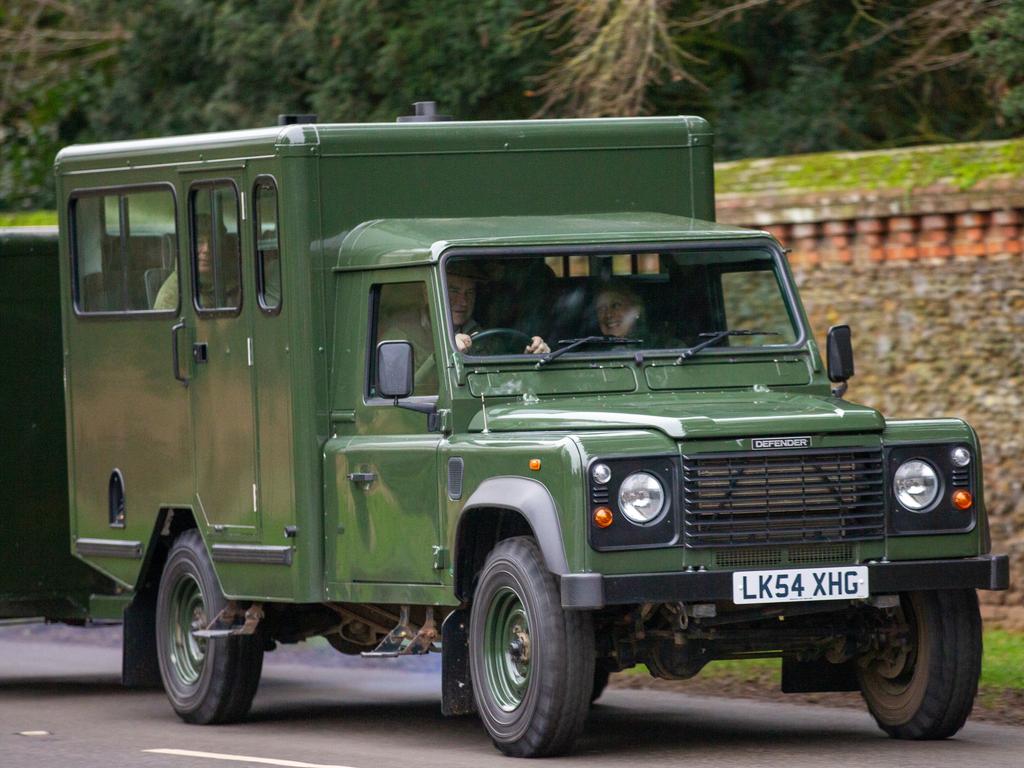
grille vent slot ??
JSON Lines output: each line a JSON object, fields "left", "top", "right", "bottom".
{"left": 788, "top": 543, "right": 854, "bottom": 564}
{"left": 447, "top": 457, "right": 464, "bottom": 500}
{"left": 715, "top": 548, "right": 782, "bottom": 568}
{"left": 952, "top": 468, "right": 970, "bottom": 488}
{"left": 683, "top": 447, "right": 885, "bottom": 548}
{"left": 713, "top": 543, "right": 855, "bottom": 569}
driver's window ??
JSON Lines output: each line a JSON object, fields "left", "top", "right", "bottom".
{"left": 371, "top": 282, "right": 438, "bottom": 397}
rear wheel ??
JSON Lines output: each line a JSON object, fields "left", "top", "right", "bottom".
{"left": 859, "top": 589, "right": 981, "bottom": 740}
{"left": 156, "top": 530, "right": 264, "bottom": 724}
{"left": 470, "top": 537, "right": 595, "bottom": 757}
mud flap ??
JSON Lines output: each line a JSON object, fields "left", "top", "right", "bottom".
{"left": 782, "top": 656, "right": 859, "bottom": 693}
{"left": 122, "top": 591, "right": 162, "bottom": 689}
{"left": 441, "top": 608, "right": 476, "bottom": 716}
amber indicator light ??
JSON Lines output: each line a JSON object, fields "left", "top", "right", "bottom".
{"left": 593, "top": 506, "right": 614, "bottom": 528}
{"left": 529, "top": 459, "right": 542, "bottom": 471}
{"left": 952, "top": 489, "right": 973, "bottom": 510}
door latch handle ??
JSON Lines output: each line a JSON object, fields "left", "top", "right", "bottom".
{"left": 193, "top": 342, "right": 208, "bottom": 364}
{"left": 171, "top": 321, "right": 188, "bottom": 386}
{"left": 347, "top": 472, "right": 376, "bottom": 484}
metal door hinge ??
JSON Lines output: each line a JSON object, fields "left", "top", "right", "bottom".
{"left": 432, "top": 545, "right": 448, "bottom": 571}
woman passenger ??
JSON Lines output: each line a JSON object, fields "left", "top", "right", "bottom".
{"left": 595, "top": 282, "right": 645, "bottom": 339}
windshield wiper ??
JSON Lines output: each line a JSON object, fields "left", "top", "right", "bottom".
{"left": 537, "top": 336, "right": 644, "bottom": 366}
{"left": 674, "top": 329, "right": 779, "bottom": 364}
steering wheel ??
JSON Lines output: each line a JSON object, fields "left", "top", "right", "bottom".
{"left": 468, "top": 327, "right": 534, "bottom": 354}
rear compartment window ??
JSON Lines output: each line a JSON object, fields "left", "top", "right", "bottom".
{"left": 70, "top": 187, "right": 178, "bottom": 314}
{"left": 254, "top": 178, "right": 281, "bottom": 313}
{"left": 190, "top": 182, "right": 242, "bottom": 313}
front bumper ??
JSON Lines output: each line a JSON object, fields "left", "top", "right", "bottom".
{"left": 560, "top": 554, "right": 1009, "bottom": 609}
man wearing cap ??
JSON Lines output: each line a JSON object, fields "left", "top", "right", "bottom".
{"left": 448, "top": 265, "right": 550, "bottom": 355}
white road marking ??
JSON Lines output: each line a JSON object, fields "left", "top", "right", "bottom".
{"left": 144, "top": 749, "right": 360, "bottom": 768}
{"left": 18, "top": 730, "right": 51, "bottom": 736}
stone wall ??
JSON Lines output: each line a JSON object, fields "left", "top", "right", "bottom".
{"left": 715, "top": 139, "right": 1024, "bottom": 620}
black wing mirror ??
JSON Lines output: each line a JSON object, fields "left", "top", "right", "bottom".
{"left": 376, "top": 340, "right": 414, "bottom": 400}
{"left": 375, "top": 340, "right": 441, "bottom": 430}
{"left": 826, "top": 324, "right": 854, "bottom": 397}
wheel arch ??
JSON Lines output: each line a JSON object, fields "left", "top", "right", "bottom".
{"left": 133, "top": 507, "right": 200, "bottom": 597}
{"left": 122, "top": 507, "right": 199, "bottom": 688}
{"left": 453, "top": 477, "right": 569, "bottom": 602}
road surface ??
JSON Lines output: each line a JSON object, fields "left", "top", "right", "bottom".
{"left": 1, "top": 627, "right": 1020, "bottom": 767}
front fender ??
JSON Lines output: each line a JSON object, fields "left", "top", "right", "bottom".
{"left": 454, "top": 476, "right": 569, "bottom": 596}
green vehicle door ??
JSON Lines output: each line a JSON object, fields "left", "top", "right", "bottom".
{"left": 334, "top": 274, "right": 443, "bottom": 585}
{"left": 185, "top": 177, "right": 260, "bottom": 535}
{"left": 63, "top": 185, "right": 192, "bottom": 586}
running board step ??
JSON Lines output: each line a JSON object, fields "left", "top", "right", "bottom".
{"left": 362, "top": 606, "right": 440, "bottom": 657}
{"left": 192, "top": 602, "right": 264, "bottom": 639}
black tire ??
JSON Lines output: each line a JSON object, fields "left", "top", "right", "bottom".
{"left": 591, "top": 664, "right": 611, "bottom": 704}
{"left": 155, "top": 529, "right": 264, "bottom": 724}
{"left": 859, "top": 589, "right": 981, "bottom": 740}
{"left": 469, "top": 536, "right": 595, "bottom": 757}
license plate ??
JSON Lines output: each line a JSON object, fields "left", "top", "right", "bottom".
{"left": 732, "top": 565, "right": 869, "bottom": 605}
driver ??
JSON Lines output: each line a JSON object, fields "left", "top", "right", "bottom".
{"left": 448, "top": 264, "right": 550, "bottom": 354}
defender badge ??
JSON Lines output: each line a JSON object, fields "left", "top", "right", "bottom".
{"left": 752, "top": 436, "right": 811, "bottom": 450}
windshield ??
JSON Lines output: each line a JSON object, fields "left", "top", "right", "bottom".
{"left": 444, "top": 246, "right": 800, "bottom": 358}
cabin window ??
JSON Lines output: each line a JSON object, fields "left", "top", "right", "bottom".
{"left": 190, "top": 182, "right": 242, "bottom": 313}
{"left": 254, "top": 178, "right": 282, "bottom": 313}
{"left": 70, "top": 187, "right": 178, "bottom": 314}
{"left": 370, "top": 282, "right": 438, "bottom": 398}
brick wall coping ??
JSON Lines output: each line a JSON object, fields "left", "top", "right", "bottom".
{"left": 716, "top": 138, "right": 1024, "bottom": 226}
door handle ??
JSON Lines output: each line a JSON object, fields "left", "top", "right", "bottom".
{"left": 347, "top": 472, "right": 376, "bottom": 484}
{"left": 171, "top": 321, "right": 188, "bottom": 386}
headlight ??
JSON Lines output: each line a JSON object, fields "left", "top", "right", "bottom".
{"left": 618, "top": 472, "right": 666, "bottom": 524}
{"left": 894, "top": 459, "right": 940, "bottom": 511}
{"left": 591, "top": 463, "right": 612, "bottom": 484}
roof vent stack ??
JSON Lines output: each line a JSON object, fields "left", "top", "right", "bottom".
{"left": 397, "top": 101, "right": 452, "bottom": 123}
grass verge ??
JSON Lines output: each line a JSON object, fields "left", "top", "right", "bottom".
{"left": 0, "top": 211, "right": 57, "bottom": 226}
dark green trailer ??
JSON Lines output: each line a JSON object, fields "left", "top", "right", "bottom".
{"left": 0, "top": 227, "right": 119, "bottom": 621}
{"left": 3, "top": 110, "right": 1008, "bottom": 757}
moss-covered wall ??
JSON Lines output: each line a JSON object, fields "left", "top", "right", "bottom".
{"left": 716, "top": 138, "right": 1024, "bottom": 616}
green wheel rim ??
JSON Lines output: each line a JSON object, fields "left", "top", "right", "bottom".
{"left": 168, "top": 572, "right": 208, "bottom": 686}
{"left": 483, "top": 586, "right": 532, "bottom": 712}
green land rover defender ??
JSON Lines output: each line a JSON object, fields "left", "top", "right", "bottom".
{"left": 0, "top": 108, "right": 1008, "bottom": 757}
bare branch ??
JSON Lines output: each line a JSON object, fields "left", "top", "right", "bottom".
{"left": 527, "top": 0, "right": 705, "bottom": 118}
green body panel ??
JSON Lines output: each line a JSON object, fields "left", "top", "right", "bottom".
{"left": 465, "top": 390, "right": 885, "bottom": 440}
{"left": 467, "top": 366, "right": 638, "bottom": 398}
{"left": 334, "top": 214, "right": 755, "bottom": 270}
{"left": 38, "top": 115, "right": 990, "bottom": 614}
{"left": 0, "top": 227, "right": 118, "bottom": 619}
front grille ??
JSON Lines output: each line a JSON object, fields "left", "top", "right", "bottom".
{"left": 683, "top": 447, "right": 885, "bottom": 548}
{"left": 787, "top": 542, "right": 854, "bottom": 564}
{"left": 713, "top": 543, "right": 855, "bottom": 568}
{"left": 715, "top": 548, "right": 782, "bottom": 568}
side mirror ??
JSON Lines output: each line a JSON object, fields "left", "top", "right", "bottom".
{"left": 826, "top": 324, "right": 854, "bottom": 396}
{"left": 376, "top": 340, "right": 414, "bottom": 400}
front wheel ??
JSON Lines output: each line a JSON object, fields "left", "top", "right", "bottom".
{"left": 858, "top": 589, "right": 981, "bottom": 740}
{"left": 469, "top": 537, "right": 595, "bottom": 757}
{"left": 155, "top": 530, "right": 264, "bottom": 724}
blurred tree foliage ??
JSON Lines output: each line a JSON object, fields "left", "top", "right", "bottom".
{"left": 972, "top": 0, "right": 1024, "bottom": 126}
{"left": 1, "top": 0, "right": 1020, "bottom": 210}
